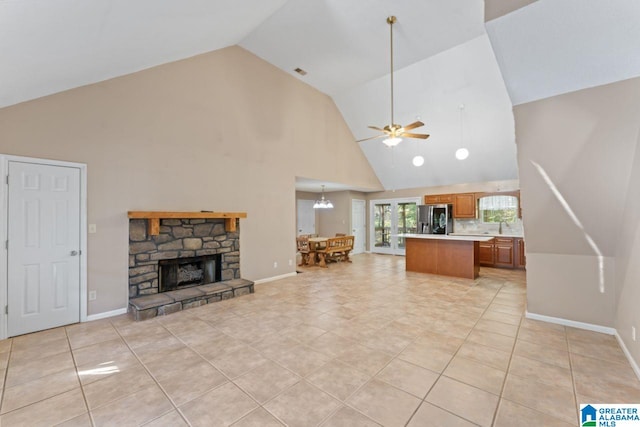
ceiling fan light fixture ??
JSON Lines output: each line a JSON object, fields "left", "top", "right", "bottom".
{"left": 412, "top": 155, "right": 425, "bottom": 167}
{"left": 383, "top": 137, "right": 402, "bottom": 147}
{"left": 356, "top": 16, "right": 430, "bottom": 147}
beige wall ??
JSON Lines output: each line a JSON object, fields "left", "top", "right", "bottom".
{"left": 295, "top": 190, "right": 368, "bottom": 238}
{"left": 615, "top": 129, "right": 640, "bottom": 367}
{"left": 316, "top": 191, "right": 368, "bottom": 238}
{"left": 515, "top": 77, "right": 640, "bottom": 332}
{"left": 0, "top": 46, "right": 382, "bottom": 315}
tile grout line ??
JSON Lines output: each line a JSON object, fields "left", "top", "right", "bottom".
{"left": 403, "top": 275, "right": 514, "bottom": 426}
{"left": 0, "top": 337, "right": 14, "bottom": 417}
{"left": 63, "top": 326, "right": 95, "bottom": 427}
{"left": 489, "top": 295, "right": 525, "bottom": 427}
{"left": 108, "top": 318, "right": 193, "bottom": 427}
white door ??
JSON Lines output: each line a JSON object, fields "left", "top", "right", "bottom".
{"left": 8, "top": 161, "right": 81, "bottom": 336}
{"left": 296, "top": 199, "right": 315, "bottom": 236}
{"left": 370, "top": 198, "right": 420, "bottom": 256}
{"left": 351, "top": 199, "right": 366, "bottom": 254}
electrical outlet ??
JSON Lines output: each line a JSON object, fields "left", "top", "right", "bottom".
{"left": 88, "top": 224, "right": 97, "bottom": 234}
{"left": 273, "top": 261, "right": 278, "bottom": 268}
{"left": 288, "top": 259, "right": 293, "bottom": 266}
{"left": 89, "top": 291, "right": 97, "bottom": 301}
{"left": 633, "top": 326, "right": 636, "bottom": 341}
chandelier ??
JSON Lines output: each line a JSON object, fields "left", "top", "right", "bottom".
{"left": 313, "top": 185, "right": 334, "bottom": 209}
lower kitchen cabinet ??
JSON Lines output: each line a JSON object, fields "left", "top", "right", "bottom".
{"left": 515, "top": 237, "right": 526, "bottom": 268}
{"left": 479, "top": 237, "right": 525, "bottom": 269}
{"left": 479, "top": 241, "right": 495, "bottom": 265}
{"left": 495, "top": 238, "right": 514, "bottom": 267}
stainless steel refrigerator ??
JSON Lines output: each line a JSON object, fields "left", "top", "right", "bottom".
{"left": 418, "top": 204, "right": 453, "bottom": 234}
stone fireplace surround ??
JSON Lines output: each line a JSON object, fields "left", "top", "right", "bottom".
{"left": 128, "top": 217, "right": 253, "bottom": 320}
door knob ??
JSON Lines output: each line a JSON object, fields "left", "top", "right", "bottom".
{"left": 70, "top": 250, "right": 78, "bottom": 256}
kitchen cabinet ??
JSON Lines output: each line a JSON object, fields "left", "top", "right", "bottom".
{"left": 478, "top": 237, "right": 526, "bottom": 269}
{"left": 479, "top": 241, "right": 495, "bottom": 265}
{"left": 453, "top": 193, "right": 476, "bottom": 218}
{"left": 494, "top": 237, "right": 514, "bottom": 267}
{"left": 424, "top": 194, "right": 453, "bottom": 204}
{"left": 515, "top": 238, "right": 526, "bottom": 268}
{"left": 424, "top": 193, "right": 476, "bottom": 218}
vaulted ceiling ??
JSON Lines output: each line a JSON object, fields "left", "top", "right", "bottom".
{"left": 2, "top": 0, "right": 639, "bottom": 191}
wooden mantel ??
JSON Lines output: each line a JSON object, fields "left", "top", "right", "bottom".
{"left": 127, "top": 211, "right": 247, "bottom": 235}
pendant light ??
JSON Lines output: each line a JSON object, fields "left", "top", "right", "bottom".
{"left": 456, "top": 104, "right": 469, "bottom": 160}
{"left": 313, "top": 185, "right": 334, "bottom": 209}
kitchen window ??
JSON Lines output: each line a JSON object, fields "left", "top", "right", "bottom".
{"left": 478, "top": 195, "right": 518, "bottom": 223}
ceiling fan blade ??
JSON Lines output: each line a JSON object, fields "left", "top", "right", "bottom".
{"left": 356, "top": 134, "right": 385, "bottom": 142}
{"left": 368, "top": 125, "right": 388, "bottom": 133}
{"left": 400, "top": 132, "right": 430, "bottom": 139}
{"left": 402, "top": 121, "right": 424, "bottom": 131}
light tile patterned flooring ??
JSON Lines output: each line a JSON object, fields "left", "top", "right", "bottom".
{"left": 0, "top": 254, "right": 638, "bottom": 426}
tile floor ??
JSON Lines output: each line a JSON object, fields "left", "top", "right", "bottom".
{"left": 0, "top": 254, "right": 638, "bottom": 426}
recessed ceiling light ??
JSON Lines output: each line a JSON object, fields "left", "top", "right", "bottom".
{"left": 294, "top": 68, "right": 307, "bottom": 76}
{"left": 455, "top": 148, "right": 469, "bottom": 160}
{"left": 412, "top": 156, "right": 425, "bottom": 167}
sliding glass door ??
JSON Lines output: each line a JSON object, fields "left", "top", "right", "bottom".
{"left": 370, "top": 198, "right": 420, "bottom": 255}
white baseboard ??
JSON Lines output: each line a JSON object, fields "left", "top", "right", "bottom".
{"left": 86, "top": 307, "right": 128, "bottom": 321}
{"left": 253, "top": 272, "right": 297, "bottom": 285}
{"left": 525, "top": 311, "right": 616, "bottom": 335}
{"left": 615, "top": 331, "right": 640, "bottom": 381}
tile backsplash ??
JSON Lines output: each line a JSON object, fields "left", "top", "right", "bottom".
{"left": 453, "top": 218, "right": 523, "bottom": 235}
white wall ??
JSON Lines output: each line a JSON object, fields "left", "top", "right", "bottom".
{"left": 615, "top": 129, "right": 640, "bottom": 367}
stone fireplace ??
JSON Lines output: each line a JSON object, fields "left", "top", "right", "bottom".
{"left": 127, "top": 214, "right": 253, "bottom": 320}
{"left": 128, "top": 218, "right": 239, "bottom": 297}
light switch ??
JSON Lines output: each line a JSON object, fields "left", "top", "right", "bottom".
{"left": 88, "top": 224, "right": 97, "bottom": 234}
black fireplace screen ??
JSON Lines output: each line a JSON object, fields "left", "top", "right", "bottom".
{"left": 158, "top": 254, "right": 221, "bottom": 292}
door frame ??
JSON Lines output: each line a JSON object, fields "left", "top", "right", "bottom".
{"left": 350, "top": 199, "right": 366, "bottom": 254}
{"left": 369, "top": 197, "right": 420, "bottom": 256}
{"left": 0, "top": 154, "right": 88, "bottom": 339}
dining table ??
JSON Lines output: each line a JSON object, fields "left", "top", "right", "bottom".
{"left": 306, "top": 237, "right": 328, "bottom": 267}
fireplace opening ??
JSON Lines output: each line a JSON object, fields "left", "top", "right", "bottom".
{"left": 158, "top": 254, "right": 222, "bottom": 293}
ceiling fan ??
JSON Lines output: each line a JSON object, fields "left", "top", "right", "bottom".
{"left": 357, "top": 16, "right": 430, "bottom": 147}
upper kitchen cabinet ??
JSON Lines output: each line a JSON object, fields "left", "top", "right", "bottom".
{"left": 424, "top": 194, "right": 453, "bottom": 204}
{"left": 453, "top": 193, "right": 476, "bottom": 218}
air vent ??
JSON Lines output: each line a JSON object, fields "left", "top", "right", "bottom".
{"left": 294, "top": 68, "right": 307, "bottom": 76}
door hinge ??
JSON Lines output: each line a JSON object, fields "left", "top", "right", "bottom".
{"left": 4, "top": 306, "right": 7, "bottom": 315}
{"left": 4, "top": 240, "right": 7, "bottom": 250}
{"left": 5, "top": 175, "right": 7, "bottom": 185}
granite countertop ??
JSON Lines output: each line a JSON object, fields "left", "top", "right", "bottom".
{"left": 449, "top": 232, "right": 524, "bottom": 238}
{"left": 399, "top": 233, "right": 496, "bottom": 242}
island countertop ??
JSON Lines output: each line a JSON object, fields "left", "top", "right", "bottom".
{"left": 399, "top": 233, "right": 495, "bottom": 242}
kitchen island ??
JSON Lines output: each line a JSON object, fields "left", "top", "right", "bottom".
{"left": 401, "top": 234, "right": 495, "bottom": 279}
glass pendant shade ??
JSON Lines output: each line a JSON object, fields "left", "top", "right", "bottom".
{"left": 314, "top": 185, "right": 334, "bottom": 209}
{"left": 455, "top": 148, "right": 469, "bottom": 160}
{"left": 382, "top": 137, "right": 402, "bottom": 147}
